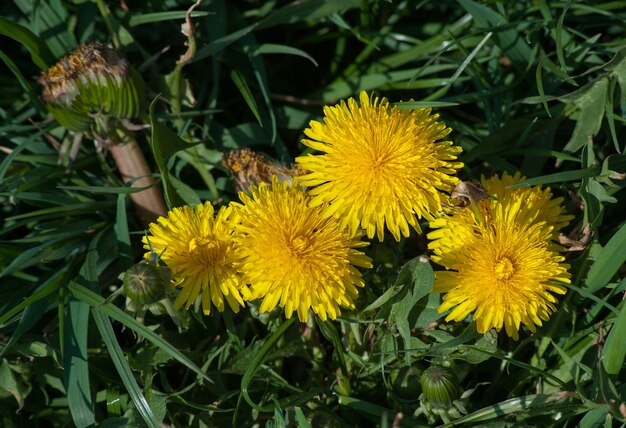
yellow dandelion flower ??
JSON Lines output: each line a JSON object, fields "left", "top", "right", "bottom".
{"left": 142, "top": 202, "right": 248, "bottom": 315}
{"left": 232, "top": 177, "right": 372, "bottom": 322}
{"left": 295, "top": 91, "right": 463, "bottom": 241}
{"left": 427, "top": 173, "right": 572, "bottom": 340}
{"left": 481, "top": 172, "right": 573, "bottom": 237}
{"left": 429, "top": 172, "right": 573, "bottom": 268}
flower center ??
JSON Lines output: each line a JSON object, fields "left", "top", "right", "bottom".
{"left": 494, "top": 257, "right": 515, "bottom": 281}
{"left": 289, "top": 235, "right": 310, "bottom": 257}
{"left": 188, "top": 236, "right": 219, "bottom": 262}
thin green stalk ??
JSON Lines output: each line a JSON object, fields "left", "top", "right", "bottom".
{"left": 239, "top": 317, "right": 297, "bottom": 412}
{"left": 95, "top": 0, "right": 121, "bottom": 49}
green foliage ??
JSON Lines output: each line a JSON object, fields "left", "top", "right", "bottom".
{"left": 0, "top": 1, "right": 625, "bottom": 427}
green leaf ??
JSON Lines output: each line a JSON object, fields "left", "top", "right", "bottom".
{"left": 240, "top": 34, "right": 287, "bottom": 156}
{"left": 230, "top": 68, "right": 262, "bottom": 126}
{"left": 193, "top": 0, "right": 359, "bottom": 63}
{"left": 13, "top": 0, "right": 77, "bottom": 57}
{"left": 458, "top": 0, "right": 532, "bottom": 68}
{"left": 92, "top": 311, "right": 159, "bottom": 428}
{"left": 66, "top": 282, "right": 213, "bottom": 384}
{"left": 0, "top": 359, "right": 25, "bottom": 411}
{"left": 585, "top": 223, "right": 626, "bottom": 293}
{"left": 114, "top": 194, "right": 133, "bottom": 271}
{"left": 0, "top": 268, "right": 67, "bottom": 326}
{"left": 317, "top": 319, "right": 348, "bottom": 379}
{"left": 239, "top": 317, "right": 297, "bottom": 412}
{"left": 454, "top": 331, "right": 498, "bottom": 364}
{"left": 337, "top": 395, "right": 422, "bottom": 426}
{"left": 128, "top": 11, "right": 210, "bottom": 26}
{"left": 254, "top": 43, "right": 318, "bottom": 67}
{"left": 256, "top": 0, "right": 360, "bottom": 30}
{"left": 561, "top": 78, "right": 608, "bottom": 153}
{"left": 293, "top": 407, "right": 311, "bottom": 428}
{"left": 0, "top": 294, "right": 49, "bottom": 357}
{"left": 63, "top": 296, "right": 95, "bottom": 428}
{"left": 602, "top": 300, "right": 626, "bottom": 377}
{"left": 507, "top": 167, "right": 602, "bottom": 188}
{"left": 606, "top": 47, "right": 626, "bottom": 103}
{"left": 587, "top": 179, "right": 617, "bottom": 204}
{"left": 439, "top": 393, "right": 583, "bottom": 427}
{"left": 0, "top": 48, "right": 46, "bottom": 113}
{"left": 148, "top": 97, "right": 200, "bottom": 208}
{"left": 380, "top": 257, "right": 434, "bottom": 364}
{"left": 396, "top": 101, "right": 459, "bottom": 109}
{"left": 578, "top": 407, "right": 613, "bottom": 428}
{"left": 0, "top": 16, "right": 55, "bottom": 69}
{"left": 168, "top": 176, "right": 202, "bottom": 207}
{"left": 63, "top": 236, "right": 99, "bottom": 428}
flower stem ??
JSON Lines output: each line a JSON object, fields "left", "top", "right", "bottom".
{"left": 110, "top": 138, "right": 167, "bottom": 226}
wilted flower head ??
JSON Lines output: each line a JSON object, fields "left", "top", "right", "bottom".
{"left": 222, "top": 148, "right": 304, "bottom": 192}
{"left": 428, "top": 172, "right": 572, "bottom": 339}
{"left": 232, "top": 177, "right": 372, "bottom": 322}
{"left": 296, "top": 91, "right": 463, "bottom": 241}
{"left": 38, "top": 42, "right": 144, "bottom": 132}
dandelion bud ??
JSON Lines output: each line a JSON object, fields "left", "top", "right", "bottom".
{"left": 419, "top": 365, "right": 460, "bottom": 408}
{"left": 391, "top": 366, "right": 422, "bottom": 403}
{"left": 38, "top": 42, "right": 145, "bottom": 131}
{"left": 123, "top": 260, "right": 168, "bottom": 305}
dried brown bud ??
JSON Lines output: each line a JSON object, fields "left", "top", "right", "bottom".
{"left": 222, "top": 148, "right": 305, "bottom": 192}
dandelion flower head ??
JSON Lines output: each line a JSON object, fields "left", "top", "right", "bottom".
{"left": 142, "top": 202, "right": 248, "bottom": 315}
{"left": 232, "top": 177, "right": 373, "bottom": 322}
{"left": 427, "top": 173, "right": 572, "bottom": 340}
{"left": 296, "top": 91, "right": 463, "bottom": 242}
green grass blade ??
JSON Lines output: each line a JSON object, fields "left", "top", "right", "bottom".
{"left": 507, "top": 167, "right": 602, "bottom": 187}
{"left": 92, "top": 311, "right": 159, "bottom": 428}
{"left": 254, "top": 43, "right": 318, "bottom": 67}
{"left": 66, "top": 282, "right": 213, "bottom": 384}
{"left": 439, "top": 393, "right": 583, "bottom": 427}
{"left": 148, "top": 97, "right": 199, "bottom": 208}
{"left": 63, "top": 296, "right": 95, "bottom": 427}
{"left": 240, "top": 317, "right": 296, "bottom": 412}
{"left": 230, "top": 68, "right": 262, "bottom": 126}
{"left": 128, "top": 11, "right": 210, "bottom": 26}
{"left": 0, "top": 267, "right": 67, "bottom": 325}
{"left": 0, "top": 16, "right": 55, "bottom": 69}
{"left": 114, "top": 194, "right": 133, "bottom": 270}
{"left": 458, "top": 0, "right": 532, "bottom": 68}
{"left": 585, "top": 223, "right": 626, "bottom": 293}
{"left": 602, "top": 300, "right": 626, "bottom": 376}
{"left": 256, "top": 0, "right": 360, "bottom": 30}
{"left": 0, "top": 295, "right": 49, "bottom": 357}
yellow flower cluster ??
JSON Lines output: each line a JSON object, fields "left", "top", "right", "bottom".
{"left": 142, "top": 91, "right": 463, "bottom": 323}
{"left": 143, "top": 179, "right": 371, "bottom": 322}
{"left": 141, "top": 91, "right": 572, "bottom": 339}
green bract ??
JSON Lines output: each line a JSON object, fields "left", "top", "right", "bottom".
{"left": 123, "top": 260, "right": 168, "bottom": 306}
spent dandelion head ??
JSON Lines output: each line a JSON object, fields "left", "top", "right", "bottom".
{"left": 232, "top": 177, "right": 372, "bottom": 322}
{"left": 296, "top": 91, "right": 463, "bottom": 241}
{"left": 38, "top": 42, "right": 145, "bottom": 142}
{"left": 222, "top": 148, "right": 305, "bottom": 192}
{"left": 427, "top": 173, "right": 572, "bottom": 340}
{"left": 142, "top": 202, "right": 248, "bottom": 315}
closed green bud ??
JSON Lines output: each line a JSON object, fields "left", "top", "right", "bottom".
{"left": 123, "top": 260, "right": 168, "bottom": 305}
{"left": 419, "top": 365, "right": 460, "bottom": 408}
